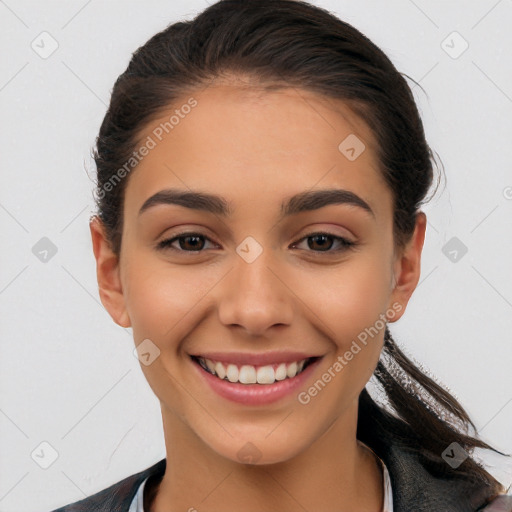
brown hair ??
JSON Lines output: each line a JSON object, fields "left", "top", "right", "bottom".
{"left": 91, "top": 0, "right": 510, "bottom": 503}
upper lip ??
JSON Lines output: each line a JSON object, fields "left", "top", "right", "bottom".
{"left": 190, "top": 351, "right": 322, "bottom": 366}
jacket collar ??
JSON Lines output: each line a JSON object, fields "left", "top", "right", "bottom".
{"left": 362, "top": 428, "right": 496, "bottom": 511}
{"left": 51, "top": 441, "right": 499, "bottom": 512}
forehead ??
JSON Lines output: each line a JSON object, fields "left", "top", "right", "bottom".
{"left": 123, "top": 83, "right": 391, "bottom": 220}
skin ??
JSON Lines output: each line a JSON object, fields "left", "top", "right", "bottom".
{"left": 90, "top": 79, "right": 426, "bottom": 512}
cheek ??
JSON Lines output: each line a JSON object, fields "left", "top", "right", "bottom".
{"left": 298, "top": 253, "right": 392, "bottom": 346}
{"left": 294, "top": 257, "right": 391, "bottom": 414}
{"left": 123, "top": 253, "right": 209, "bottom": 342}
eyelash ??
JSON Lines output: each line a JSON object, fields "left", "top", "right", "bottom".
{"left": 156, "top": 231, "right": 356, "bottom": 255}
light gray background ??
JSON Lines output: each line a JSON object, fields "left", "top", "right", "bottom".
{"left": 1, "top": 1, "right": 511, "bottom": 510}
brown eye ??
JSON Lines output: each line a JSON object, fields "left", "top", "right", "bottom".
{"left": 157, "top": 232, "right": 215, "bottom": 252}
{"left": 292, "top": 232, "right": 356, "bottom": 253}
{"left": 308, "top": 234, "right": 334, "bottom": 251}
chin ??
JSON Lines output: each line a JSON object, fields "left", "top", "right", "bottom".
{"left": 201, "top": 428, "right": 311, "bottom": 466}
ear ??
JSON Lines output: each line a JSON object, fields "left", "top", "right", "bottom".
{"left": 89, "top": 216, "right": 131, "bottom": 328}
{"left": 387, "top": 212, "right": 427, "bottom": 322}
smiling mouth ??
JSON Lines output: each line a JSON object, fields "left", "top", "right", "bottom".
{"left": 191, "top": 355, "right": 320, "bottom": 385}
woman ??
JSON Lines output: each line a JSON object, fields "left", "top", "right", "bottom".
{"left": 50, "top": 0, "right": 512, "bottom": 510}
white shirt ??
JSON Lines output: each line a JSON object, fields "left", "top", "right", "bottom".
{"left": 382, "top": 456, "right": 394, "bottom": 511}
{"left": 128, "top": 454, "right": 394, "bottom": 512}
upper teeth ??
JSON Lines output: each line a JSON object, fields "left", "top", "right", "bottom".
{"left": 197, "top": 357, "right": 308, "bottom": 385}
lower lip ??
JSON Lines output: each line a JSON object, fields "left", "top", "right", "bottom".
{"left": 191, "top": 357, "right": 323, "bottom": 405}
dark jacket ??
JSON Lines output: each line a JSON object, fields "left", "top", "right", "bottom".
{"left": 49, "top": 440, "right": 512, "bottom": 512}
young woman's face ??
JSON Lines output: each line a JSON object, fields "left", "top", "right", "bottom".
{"left": 93, "top": 82, "right": 424, "bottom": 465}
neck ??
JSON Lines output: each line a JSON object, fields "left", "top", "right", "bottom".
{"left": 149, "top": 400, "right": 383, "bottom": 512}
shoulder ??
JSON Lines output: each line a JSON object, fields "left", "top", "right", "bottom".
{"left": 477, "top": 494, "right": 512, "bottom": 511}
{"left": 366, "top": 435, "right": 510, "bottom": 512}
{"left": 47, "top": 459, "right": 166, "bottom": 512}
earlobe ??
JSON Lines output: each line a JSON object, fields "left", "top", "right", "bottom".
{"left": 387, "top": 212, "right": 427, "bottom": 322}
{"left": 89, "top": 216, "right": 131, "bottom": 328}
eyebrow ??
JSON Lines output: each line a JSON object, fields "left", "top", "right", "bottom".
{"left": 138, "top": 187, "right": 374, "bottom": 219}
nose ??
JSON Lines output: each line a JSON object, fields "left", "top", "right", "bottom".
{"left": 217, "top": 248, "right": 294, "bottom": 336}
